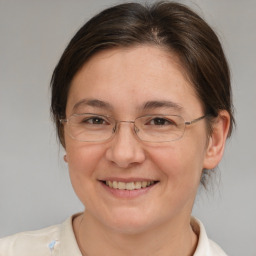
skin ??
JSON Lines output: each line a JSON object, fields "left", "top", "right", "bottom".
{"left": 64, "top": 45, "right": 230, "bottom": 256}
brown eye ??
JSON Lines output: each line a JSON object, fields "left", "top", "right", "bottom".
{"left": 148, "top": 117, "right": 176, "bottom": 126}
{"left": 80, "top": 116, "right": 110, "bottom": 125}
{"left": 86, "top": 117, "right": 105, "bottom": 124}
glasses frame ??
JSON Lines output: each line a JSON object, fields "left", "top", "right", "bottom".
{"left": 60, "top": 113, "right": 207, "bottom": 143}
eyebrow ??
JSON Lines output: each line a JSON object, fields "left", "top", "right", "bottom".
{"left": 72, "top": 99, "right": 113, "bottom": 112}
{"left": 142, "top": 100, "right": 183, "bottom": 111}
{"left": 72, "top": 98, "right": 183, "bottom": 113}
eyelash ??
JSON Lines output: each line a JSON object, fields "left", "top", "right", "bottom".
{"left": 147, "top": 117, "right": 176, "bottom": 126}
{"left": 81, "top": 116, "right": 109, "bottom": 125}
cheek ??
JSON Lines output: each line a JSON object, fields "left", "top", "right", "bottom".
{"left": 149, "top": 141, "right": 205, "bottom": 188}
{"left": 65, "top": 141, "right": 108, "bottom": 206}
{"left": 65, "top": 140, "right": 106, "bottom": 183}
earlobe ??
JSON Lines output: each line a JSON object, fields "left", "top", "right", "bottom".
{"left": 203, "top": 110, "right": 230, "bottom": 170}
{"left": 64, "top": 154, "right": 68, "bottom": 163}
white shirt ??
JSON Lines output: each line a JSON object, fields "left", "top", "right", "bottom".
{"left": 0, "top": 214, "right": 228, "bottom": 256}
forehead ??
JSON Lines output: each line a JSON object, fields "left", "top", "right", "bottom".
{"left": 67, "top": 46, "right": 203, "bottom": 117}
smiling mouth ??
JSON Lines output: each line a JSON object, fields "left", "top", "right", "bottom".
{"left": 102, "top": 180, "right": 158, "bottom": 190}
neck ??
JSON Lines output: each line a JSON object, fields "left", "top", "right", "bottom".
{"left": 73, "top": 211, "right": 198, "bottom": 256}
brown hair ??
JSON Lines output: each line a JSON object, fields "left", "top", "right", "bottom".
{"left": 51, "top": 1, "right": 235, "bottom": 178}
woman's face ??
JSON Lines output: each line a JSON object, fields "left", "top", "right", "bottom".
{"left": 64, "top": 46, "right": 210, "bottom": 233}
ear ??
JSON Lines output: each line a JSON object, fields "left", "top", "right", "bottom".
{"left": 64, "top": 154, "right": 68, "bottom": 163}
{"left": 203, "top": 110, "right": 230, "bottom": 170}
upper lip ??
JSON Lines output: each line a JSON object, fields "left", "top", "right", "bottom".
{"left": 99, "top": 177, "right": 158, "bottom": 182}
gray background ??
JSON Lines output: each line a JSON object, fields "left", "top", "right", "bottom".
{"left": 0, "top": 0, "right": 255, "bottom": 255}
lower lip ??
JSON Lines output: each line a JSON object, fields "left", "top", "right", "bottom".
{"left": 100, "top": 182, "right": 157, "bottom": 199}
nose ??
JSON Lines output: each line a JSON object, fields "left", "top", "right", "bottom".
{"left": 105, "top": 121, "right": 146, "bottom": 168}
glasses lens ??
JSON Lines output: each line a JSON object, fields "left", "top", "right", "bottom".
{"left": 135, "top": 115, "right": 185, "bottom": 142}
{"left": 66, "top": 114, "right": 115, "bottom": 142}
{"left": 64, "top": 114, "right": 186, "bottom": 143}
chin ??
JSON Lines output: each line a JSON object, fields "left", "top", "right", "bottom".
{"left": 108, "top": 220, "right": 152, "bottom": 235}
{"left": 101, "top": 208, "right": 158, "bottom": 235}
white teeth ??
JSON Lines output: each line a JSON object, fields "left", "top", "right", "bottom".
{"left": 113, "top": 181, "right": 118, "bottom": 189}
{"left": 135, "top": 181, "right": 142, "bottom": 189}
{"left": 141, "top": 181, "right": 147, "bottom": 188}
{"left": 126, "top": 182, "right": 135, "bottom": 190}
{"left": 118, "top": 182, "right": 126, "bottom": 189}
{"left": 105, "top": 180, "right": 156, "bottom": 190}
{"left": 108, "top": 181, "right": 113, "bottom": 188}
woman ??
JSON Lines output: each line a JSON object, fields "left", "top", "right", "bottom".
{"left": 0, "top": 1, "right": 234, "bottom": 255}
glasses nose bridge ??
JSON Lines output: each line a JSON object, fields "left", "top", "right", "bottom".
{"left": 118, "top": 120, "right": 135, "bottom": 124}
{"left": 113, "top": 119, "right": 137, "bottom": 134}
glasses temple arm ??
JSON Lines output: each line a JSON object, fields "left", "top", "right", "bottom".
{"left": 185, "top": 115, "right": 207, "bottom": 125}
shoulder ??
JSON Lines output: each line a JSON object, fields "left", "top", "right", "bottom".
{"left": 208, "top": 239, "right": 229, "bottom": 256}
{"left": 191, "top": 217, "right": 228, "bottom": 256}
{"left": 0, "top": 214, "right": 82, "bottom": 256}
{"left": 0, "top": 224, "right": 60, "bottom": 256}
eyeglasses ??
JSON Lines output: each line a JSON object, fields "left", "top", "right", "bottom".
{"left": 60, "top": 113, "right": 207, "bottom": 143}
